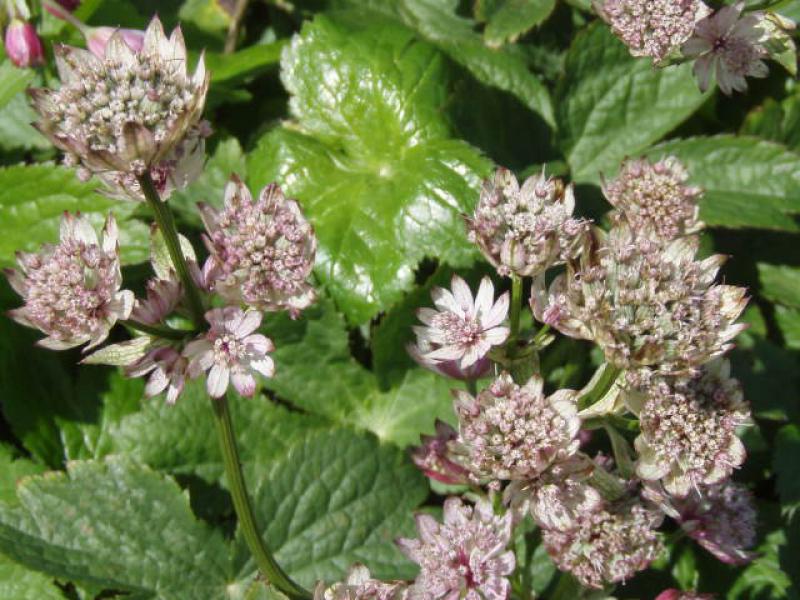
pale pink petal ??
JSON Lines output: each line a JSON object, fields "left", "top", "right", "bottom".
{"left": 206, "top": 363, "right": 230, "bottom": 398}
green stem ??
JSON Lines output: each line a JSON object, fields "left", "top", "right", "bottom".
{"left": 466, "top": 378, "right": 478, "bottom": 396}
{"left": 211, "top": 395, "right": 311, "bottom": 600}
{"left": 509, "top": 275, "right": 523, "bottom": 341}
{"left": 125, "top": 320, "right": 190, "bottom": 341}
{"left": 578, "top": 363, "right": 623, "bottom": 411}
{"left": 137, "top": 173, "right": 205, "bottom": 327}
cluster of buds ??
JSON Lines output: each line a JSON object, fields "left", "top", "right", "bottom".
{"left": 595, "top": 0, "right": 797, "bottom": 95}
{"left": 2, "top": 0, "right": 44, "bottom": 68}
{"left": 7, "top": 15, "right": 318, "bottom": 408}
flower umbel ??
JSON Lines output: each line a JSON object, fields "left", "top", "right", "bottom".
{"left": 595, "top": 0, "right": 710, "bottom": 62}
{"left": 397, "top": 497, "right": 515, "bottom": 600}
{"left": 683, "top": 2, "right": 769, "bottom": 95}
{"left": 29, "top": 16, "right": 209, "bottom": 177}
{"left": 532, "top": 224, "right": 748, "bottom": 374}
{"left": 184, "top": 307, "right": 275, "bottom": 398}
{"left": 603, "top": 156, "right": 703, "bottom": 242}
{"left": 410, "top": 275, "right": 509, "bottom": 373}
{"left": 454, "top": 372, "right": 581, "bottom": 481}
{"left": 201, "top": 177, "right": 317, "bottom": 316}
{"left": 633, "top": 360, "right": 750, "bottom": 497}
{"left": 466, "top": 168, "right": 588, "bottom": 278}
{"left": 5, "top": 212, "right": 133, "bottom": 350}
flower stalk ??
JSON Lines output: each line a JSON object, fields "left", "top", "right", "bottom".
{"left": 509, "top": 274, "right": 523, "bottom": 341}
{"left": 125, "top": 320, "right": 190, "bottom": 341}
{"left": 211, "top": 394, "right": 311, "bottom": 600}
{"left": 137, "top": 172, "right": 206, "bottom": 326}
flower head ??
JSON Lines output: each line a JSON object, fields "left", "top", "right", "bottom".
{"left": 126, "top": 345, "right": 188, "bottom": 405}
{"left": 200, "top": 177, "right": 317, "bottom": 316}
{"left": 681, "top": 482, "right": 757, "bottom": 565}
{"left": 531, "top": 224, "right": 748, "bottom": 374}
{"left": 603, "top": 156, "right": 703, "bottom": 242}
{"left": 504, "top": 455, "right": 603, "bottom": 531}
{"left": 314, "top": 565, "right": 408, "bottom": 600}
{"left": 542, "top": 501, "right": 663, "bottom": 589}
{"left": 596, "top": 0, "right": 710, "bottom": 62}
{"left": 410, "top": 276, "right": 509, "bottom": 373}
{"left": 467, "top": 168, "right": 588, "bottom": 278}
{"left": 454, "top": 373, "right": 581, "bottom": 481}
{"left": 29, "top": 16, "right": 208, "bottom": 177}
{"left": 411, "top": 420, "right": 472, "bottom": 485}
{"left": 633, "top": 360, "right": 749, "bottom": 497}
{"left": 683, "top": 3, "right": 769, "bottom": 95}
{"left": 4, "top": 19, "right": 45, "bottom": 68}
{"left": 5, "top": 212, "right": 133, "bottom": 350}
{"left": 397, "top": 497, "right": 515, "bottom": 600}
{"left": 184, "top": 307, "right": 275, "bottom": 398}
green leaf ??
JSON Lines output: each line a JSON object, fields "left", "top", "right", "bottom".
{"left": 262, "top": 301, "right": 456, "bottom": 447}
{"left": 556, "top": 23, "right": 707, "bottom": 184}
{"left": 729, "top": 528, "right": 793, "bottom": 600}
{"left": 204, "top": 42, "right": 286, "bottom": 86}
{"left": 0, "top": 92, "right": 50, "bottom": 153}
{"left": 0, "top": 445, "right": 46, "bottom": 506}
{"left": 775, "top": 306, "right": 800, "bottom": 350}
{"left": 0, "top": 163, "right": 149, "bottom": 266}
{"left": 248, "top": 16, "right": 490, "bottom": 323}
{"left": 179, "top": 0, "right": 231, "bottom": 34}
{"left": 0, "top": 61, "right": 34, "bottom": 110}
{"left": 171, "top": 138, "right": 247, "bottom": 227}
{"left": 239, "top": 429, "right": 427, "bottom": 586}
{"left": 775, "top": 425, "right": 800, "bottom": 518}
{"left": 333, "top": 0, "right": 554, "bottom": 126}
{"left": 645, "top": 136, "right": 800, "bottom": 232}
{"left": 758, "top": 263, "right": 800, "bottom": 309}
{"left": 483, "top": 0, "right": 556, "bottom": 47}
{"left": 0, "top": 554, "right": 64, "bottom": 600}
{"left": 742, "top": 92, "right": 800, "bottom": 153}
{"left": 0, "top": 457, "right": 233, "bottom": 600}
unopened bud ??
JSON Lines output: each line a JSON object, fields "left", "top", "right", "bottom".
{"left": 4, "top": 20, "right": 45, "bottom": 68}
{"left": 86, "top": 26, "right": 145, "bottom": 58}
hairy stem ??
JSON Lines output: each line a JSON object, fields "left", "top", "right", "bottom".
{"left": 137, "top": 172, "right": 206, "bottom": 326}
{"left": 211, "top": 394, "right": 311, "bottom": 600}
{"left": 224, "top": 0, "right": 250, "bottom": 53}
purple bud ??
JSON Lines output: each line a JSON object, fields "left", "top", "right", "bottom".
{"left": 4, "top": 20, "right": 45, "bottom": 68}
{"left": 86, "top": 26, "right": 145, "bottom": 58}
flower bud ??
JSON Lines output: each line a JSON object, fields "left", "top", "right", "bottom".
{"left": 4, "top": 20, "right": 45, "bottom": 68}
{"left": 85, "top": 26, "right": 145, "bottom": 58}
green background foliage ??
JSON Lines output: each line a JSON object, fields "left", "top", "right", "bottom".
{"left": 1, "top": 0, "right": 799, "bottom": 598}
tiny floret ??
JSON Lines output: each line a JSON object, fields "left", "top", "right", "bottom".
{"left": 542, "top": 502, "right": 663, "bottom": 589}
{"left": 397, "top": 497, "right": 515, "bottom": 600}
{"left": 201, "top": 177, "right": 317, "bottom": 316}
{"left": 5, "top": 212, "right": 133, "bottom": 350}
{"left": 409, "top": 275, "right": 509, "bottom": 374}
{"left": 454, "top": 373, "right": 581, "bottom": 481}
{"left": 603, "top": 156, "right": 703, "bottom": 242}
{"left": 29, "top": 16, "right": 209, "bottom": 178}
{"left": 130, "top": 276, "right": 181, "bottom": 325}
{"left": 467, "top": 168, "right": 588, "bottom": 278}
{"left": 184, "top": 307, "right": 275, "bottom": 398}
{"left": 683, "top": 2, "right": 769, "bottom": 95}
{"left": 634, "top": 360, "right": 749, "bottom": 497}
{"left": 596, "top": 0, "right": 710, "bottom": 62}
{"left": 126, "top": 345, "right": 188, "bottom": 405}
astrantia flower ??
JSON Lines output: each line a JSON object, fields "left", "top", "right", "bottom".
{"left": 542, "top": 502, "right": 663, "bottom": 589}
{"left": 466, "top": 168, "right": 588, "bottom": 278}
{"left": 314, "top": 565, "right": 408, "bottom": 600}
{"left": 681, "top": 482, "right": 757, "bottom": 565}
{"left": 125, "top": 345, "right": 188, "bottom": 405}
{"left": 603, "top": 156, "right": 703, "bottom": 242}
{"left": 410, "top": 276, "right": 509, "bottom": 373}
{"left": 683, "top": 2, "right": 768, "bottom": 95}
{"left": 531, "top": 224, "right": 748, "bottom": 374}
{"left": 184, "top": 307, "right": 275, "bottom": 398}
{"left": 633, "top": 360, "right": 750, "bottom": 497}
{"left": 454, "top": 372, "right": 580, "bottom": 481}
{"left": 200, "top": 177, "right": 317, "bottom": 316}
{"left": 5, "top": 213, "right": 133, "bottom": 350}
{"left": 29, "top": 16, "right": 209, "bottom": 177}
{"left": 595, "top": 0, "right": 710, "bottom": 62}
{"left": 411, "top": 420, "right": 472, "bottom": 485}
{"left": 130, "top": 276, "right": 181, "bottom": 325}
{"left": 397, "top": 497, "right": 515, "bottom": 600}
{"left": 504, "top": 455, "right": 602, "bottom": 531}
